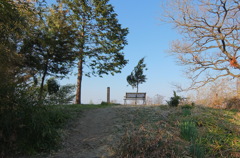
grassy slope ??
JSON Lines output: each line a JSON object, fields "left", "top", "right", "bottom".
{"left": 116, "top": 105, "right": 240, "bottom": 158}
{"left": 12, "top": 104, "right": 239, "bottom": 157}
{"left": 2, "top": 104, "right": 114, "bottom": 157}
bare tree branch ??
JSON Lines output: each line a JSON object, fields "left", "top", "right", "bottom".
{"left": 162, "top": 0, "right": 240, "bottom": 90}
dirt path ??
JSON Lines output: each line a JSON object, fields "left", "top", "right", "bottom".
{"left": 47, "top": 105, "right": 133, "bottom": 158}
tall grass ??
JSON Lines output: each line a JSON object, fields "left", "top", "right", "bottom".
{"left": 0, "top": 105, "right": 71, "bottom": 156}
{"left": 179, "top": 121, "right": 198, "bottom": 141}
{"left": 0, "top": 103, "right": 113, "bottom": 157}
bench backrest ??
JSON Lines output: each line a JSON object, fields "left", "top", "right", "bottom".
{"left": 125, "top": 93, "right": 146, "bottom": 99}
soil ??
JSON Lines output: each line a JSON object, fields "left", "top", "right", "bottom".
{"left": 45, "top": 105, "right": 138, "bottom": 158}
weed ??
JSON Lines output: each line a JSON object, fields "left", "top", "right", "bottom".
{"left": 116, "top": 125, "right": 182, "bottom": 158}
{"left": 179, "top": 121, "right": 198, "bottom": 141}
{"left": 190, "top": 141, "right": 205, "bottom": 158}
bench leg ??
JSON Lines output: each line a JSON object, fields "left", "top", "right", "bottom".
{"left": 143, "top": 100, "right": 146, "bottom": 105}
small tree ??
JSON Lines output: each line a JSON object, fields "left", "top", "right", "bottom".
{"left": 127, "top": 57, "right": 147, "bottom": 93}
{"left": 167, "top": 91, "right": 181, "bottom": 107}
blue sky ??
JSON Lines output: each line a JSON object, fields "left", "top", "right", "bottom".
{"left": 52, "top": 0, "right": 189, "bottom": 104}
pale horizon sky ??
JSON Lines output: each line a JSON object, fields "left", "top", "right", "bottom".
{"left": 47, "top": 0, "right": 190, "bottom": 104}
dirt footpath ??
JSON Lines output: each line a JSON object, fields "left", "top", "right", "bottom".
{"left": 47, "top": 105, "right": 136, "bottom": 158}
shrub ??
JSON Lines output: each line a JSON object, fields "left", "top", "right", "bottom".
{"left": 45, "top": 84, "right": 76, "bottom": 105}
{"left": 224, "top": 97, "right": 240, "bottom": 110}
{"left": 0, "top": 83, "right": 71, "bottom": 157}
{"left": 166, "top": 91, "right": 181, "bottom": 107}
{"left": 181, "top": 104, "right": 194, "bottom": 109}
{"left": 0, "top": 105, "right": 71, "bottom": 156}
{"left": 18, "top": 106, "right": 70, "bottom": 154}
{"left": 101, "top": 101, "right": 110, "bottom": 105}
{"left": 182, "top": 108, "right": 191, "bottom": 116}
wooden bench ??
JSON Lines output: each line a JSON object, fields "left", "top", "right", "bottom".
{"left": 124, "top": 92, "right": 146, "bottom": 105}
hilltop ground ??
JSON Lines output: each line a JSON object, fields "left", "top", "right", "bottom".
{"left": 32, "top": 104, "right": 240, "bottom": 158}
{"left": 46, "top": 105, "right": 126, "bottom": 158}
{"left": 45, "top": 104, "right": 172, "bottom": 158}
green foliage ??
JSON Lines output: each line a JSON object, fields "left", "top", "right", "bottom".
{"left": 0, "top": 0, "right": 128, "bottom": 156}
{"left": 16, "top": 106, "right": 69, "bottom": 154}
{"left": 181, "top": 104, "right": 194, "bottom": 109}
{"left": 179, "top": 121, "right": 198, "bottom": 141}
{"left": 190, "top": 142, "right": 205, "bottom": 158}
{"left": 167, "top": 91, "right": 181, "bottom": 107}
{"left": 127, "top": 57, "right": 147, "bottom": 92}
{"left": 20, "top": 4, "right": 76, "bottom": 100}
{"left": 182, "top": 108, "right": 191, "bottom": 116}
{"left": 100, "top": 101, "right": 110, "bottom": 105}
{"left": 192, "top": 109, "right": 240, "bottom": 157}
{"left": 0, "top": 0, "right": 32, "bottom": 89}
{"left": 181, "top": 104, "right": 194, "bottom": 116}
{"left": 0, "top": 86, "right": 70, "bottom": 156}
{"left": 1, "top": 102, "right": 115, "bottom": 157}
{"left": 44, "top": 78, "right": 75, "bottom": 105}
{"left": 63, "top": 0, "right": 129, "bottom": 104}
{"left": 45, "top": 84, "right": 76, "bottom": 105}
{"left": 47, "top": 78, "right": 60, "bottom": 95}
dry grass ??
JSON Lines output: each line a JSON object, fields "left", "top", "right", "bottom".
{"left": 115, "top": 105, "right": 240, "bottom": 158}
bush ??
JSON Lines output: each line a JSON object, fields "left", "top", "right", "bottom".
{"left": 182, "top": 108, "right": 191, "bottom": 116}
{"left": 0, "top": 83, "right": 71, "bottom": 157}
{"left": 0, "top": 105, "right": 70, "bottom": 156}
{"left": 181, "top": 104, "right": 194, "bottom": 109}
{"left": 45, "top": 84, "right": 76, "bottom": 105}
{"left": 18, "top": 106, "right": 70, "bottom": 154}
{"left": 166, "top": 91, "right": 181, "bottom": 107}
{"left": 224, "top": 97, "right": 240, "bottom": 110}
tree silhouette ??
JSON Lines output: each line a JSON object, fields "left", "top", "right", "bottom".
{"left": 127, "top": 57, "right": 147, "bottom": 93}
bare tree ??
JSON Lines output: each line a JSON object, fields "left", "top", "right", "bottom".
{"left": 162, "top": 0, "right": 240, "bottom": 90}
{"left": 188, "top": 77, "right": 236, "bottom": 106}
{"left": 153, "top": 94, "right": 164, "bottom": 105}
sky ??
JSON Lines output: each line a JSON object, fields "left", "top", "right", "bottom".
{"left": 48, "top": 0, "right": 190, "bottom": 104}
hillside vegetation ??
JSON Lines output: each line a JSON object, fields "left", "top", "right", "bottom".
{"left": 1, "top": 103, "right": 240, "bottom": 158}
{"left": 116, "top": 105, "right": 240, "bottom": 158}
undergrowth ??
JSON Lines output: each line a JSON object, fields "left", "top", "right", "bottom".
{"left": 0, "top": 104, "right": 112, "bottom": 157}
{"left": 116, "top": 124, "right": 185, "bottom": 158}
{"left": 116, "top": 105, "right": 240, "bottom": 158}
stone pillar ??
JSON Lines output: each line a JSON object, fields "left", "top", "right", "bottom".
{"left": 107, "top": 87, "right": 110, "bottom": 104}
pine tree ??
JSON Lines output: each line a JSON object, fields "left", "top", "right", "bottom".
{"left": 127, "top": 58, "right": 147, "bottom": 93}
{"left": 62, "top": 0, "right": 129, "bottom": 104}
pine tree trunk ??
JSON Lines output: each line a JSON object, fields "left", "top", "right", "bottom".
{"left": 39, "top": 60, "right": 48, "bottom": 104}
{"left": 39, "top": 72, "right": 46, "bottom": 103}
{"left": 75, "top": 56, "right": 83, "bottom": 104}
{"left": 75, "top": 25, "right": 85, "bottom": 105}
{"left": 135, "top": 83, "right": 139, "bottom": 105}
